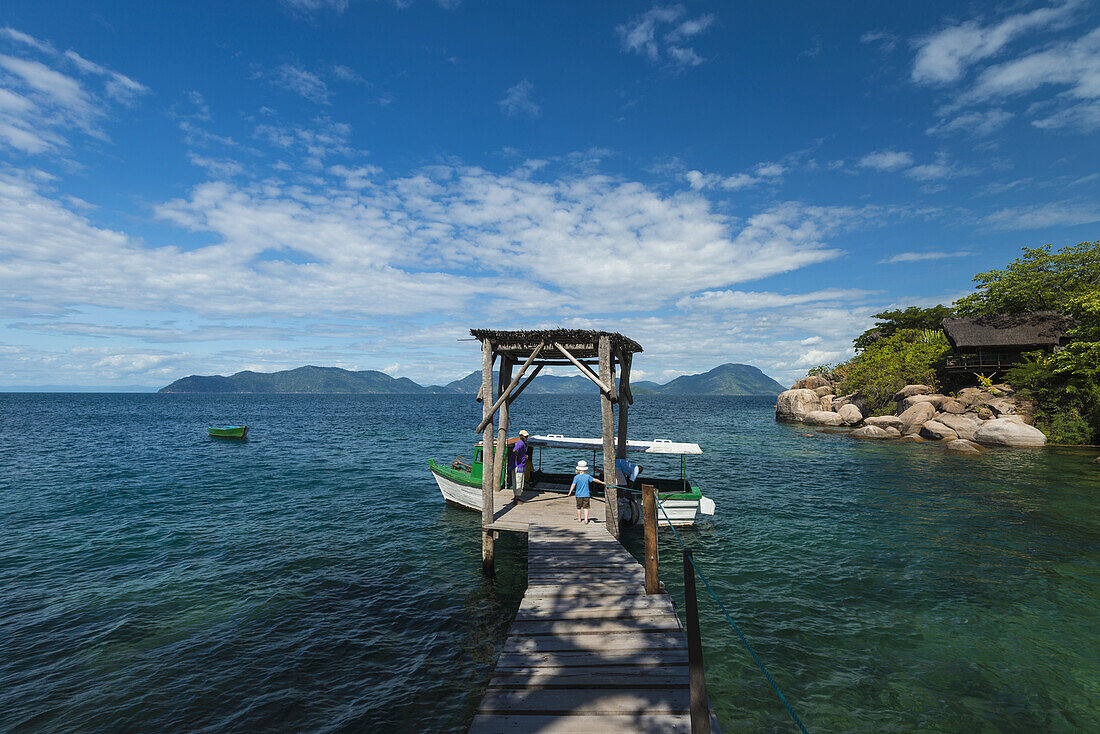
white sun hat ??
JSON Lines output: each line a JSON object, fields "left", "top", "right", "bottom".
{"left": 576, "top": 460, "right": 588, "bottom": 472}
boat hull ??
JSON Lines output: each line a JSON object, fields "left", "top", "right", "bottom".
{"left": 208, "top": 426, "right": 247, "bottom": 439}
{"left": 429, "top": 463, "right": 711, "bottom": 526}
{"left": 431, "top": 466, "right": 485, "bottom": 511}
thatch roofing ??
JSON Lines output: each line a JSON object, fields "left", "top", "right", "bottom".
{"left": 941, "top": 311, "right": 1078, "bottom": 349}
{"left": 470, "top": 328, "right": 643, "bottom": 357}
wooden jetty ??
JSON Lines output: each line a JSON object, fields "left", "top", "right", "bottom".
{"left": 467, "top": 328, "right": 716, "bottom": 733}
{"left": 470, "top": 521, "right": 713, "bottom": 733}
{"left": 473, "top": 329, "right": 643, "bottom": 575}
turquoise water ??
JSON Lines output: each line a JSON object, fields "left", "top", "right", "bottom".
{"left": 1, "top": 393, "right": 1097, "bottom": 732}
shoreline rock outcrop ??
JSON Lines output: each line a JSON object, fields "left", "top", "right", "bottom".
{"left": 775, "top": 377, "right": 1047, "bottom": 453}
{"left": 972, "top": 418, "right": 1047, "bottom": 448}
{"left": 946, "top": 439, "right": 982, "bottom": 455}
{"left": 776, "top": 389, "right": 824, "bottom": 422}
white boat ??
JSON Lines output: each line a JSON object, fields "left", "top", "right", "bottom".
{"left": 428, "top": 434, "right": 716, "bottom": 526}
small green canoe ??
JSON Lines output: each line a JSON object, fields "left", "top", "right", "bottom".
{"left": 208, "top": 425, "right": 247, "bottom": 439}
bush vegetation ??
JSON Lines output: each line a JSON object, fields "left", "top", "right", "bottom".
{"left": 830, "top": 329, "right": 950, "bottom": 413}
{"left": 812, "top": 240, "right": 1100, "bottom": 442}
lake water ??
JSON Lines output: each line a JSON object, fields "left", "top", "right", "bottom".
{"left": 1, "top": 393, "right": 1097, "bottom": 732}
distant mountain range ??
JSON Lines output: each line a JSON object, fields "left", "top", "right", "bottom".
{"left": 158, "top": 363, "right": 785, "bottom": 396}
{"left": 0, "top": 384, "right": 159, "bottom": 393}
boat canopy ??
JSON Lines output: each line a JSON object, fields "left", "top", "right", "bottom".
{"left": 527, "top": 434, "right": 702, "bottom": 455}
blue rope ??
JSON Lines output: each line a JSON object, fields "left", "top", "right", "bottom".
{"left": 611, "top": 483, "right": 809, "bottom": 734}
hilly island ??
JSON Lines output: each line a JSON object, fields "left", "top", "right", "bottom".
{"left": 158, "top": 363, "right": 786, "bottom": 396}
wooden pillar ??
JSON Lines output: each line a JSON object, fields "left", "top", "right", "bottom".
{"left": 616, "top": 351, "right": 631, "bottom": 459}
{"left": 482, "top": 530, "right": 494, "bottom": 577}
{"left": 684, "top": 548, "right": 711, "bottom": 733}
{"left": 492, "top": 357, "right": 513, "bottom": 499}
{"left": 599, "top": 335, "right": 618, "bottom": 536}
{"left": 642, "top": 484, "right": 659, "bottom": 594}
{"left": 480, "top": 339, "right": 495, "bottom": 576}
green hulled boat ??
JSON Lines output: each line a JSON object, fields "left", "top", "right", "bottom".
{"left": 208, "top": 425, "right": 247, "bottom": 439}
{"left": 428, "top": 433, "right": 715, "bottom": 526}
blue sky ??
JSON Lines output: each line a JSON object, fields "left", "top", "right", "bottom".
{"left": 0, "top": 0, "right": 1098, "bottom": 388}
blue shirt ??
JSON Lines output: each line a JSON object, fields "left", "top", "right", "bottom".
{"left": 572, "top": 473, "right": 594, "bottom": 498}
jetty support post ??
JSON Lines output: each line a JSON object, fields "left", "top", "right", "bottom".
{"left": 492, "top": 357, "right": 513, "bottom": 500}
{"left": 598, "top": 335, "right": 619, "bottom": 537}
{"left": 642, "top": 483, "right": 659, "bottom": 594}
{"left": 684, "top": 548, "right": 711, "bottom": 734}
{"left": 480, "top": 338, "right": 496, "bottom": 576}
{"left": 616, "top": 349, "right": 632, "bottom": 460}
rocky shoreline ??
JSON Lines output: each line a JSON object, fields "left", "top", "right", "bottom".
{"left": 776, "top": 376, "right": 1047, "bottom": 453}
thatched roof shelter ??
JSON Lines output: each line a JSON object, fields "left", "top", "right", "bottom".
{"left": 469, "top": 329, "right": 643, "bottom": 360}
{"left": 941, "top": 311, "right": 1077, "bottom": 350}
{"left": 469, "top": 327, "right": 644, "bottom": 548}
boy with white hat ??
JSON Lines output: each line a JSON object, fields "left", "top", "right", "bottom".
{"left": 567, "top": 460, "right": 605, "bottom": 524}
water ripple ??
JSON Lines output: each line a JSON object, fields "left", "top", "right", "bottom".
{"left": 1, "top": 393, "right": 1097, "bottom": 732}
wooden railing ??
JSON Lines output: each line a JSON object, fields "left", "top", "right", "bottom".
{"left": 945, "top": 354, "right": 1016, "bottom": 371}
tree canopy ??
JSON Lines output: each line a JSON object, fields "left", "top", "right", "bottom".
{"left": 954, "top": 241, "right": 1100, "bottom": 316}
{"left": 853, "top": 305, "right": 955, "bottom": 351}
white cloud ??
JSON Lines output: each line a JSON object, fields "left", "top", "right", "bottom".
{"left": 685, "top": 161, "right": 784, "bottom": 191}
{"left": 904, "top": 161, "right": 956, "bottom": 181}
{"left": 677, "top": 288, "right": 873, "bottom": 311}
{"left": 62, "top": 50, "right": 146, "bottom": 103}
{"left": 0, "top": 148, "right": 868, "bottom": 325}
{"left": 0, "top": 27, "right": 56, "bottom": 54}
{"left": 617, "top": 5, "right": 715, "bottom": 70}
{"left": 328, "top": 163, "right": 382, "bottom": 188}
{"left": 858, "top": 150, "right": 971, "bottom": 181}
{"left": 254, "top": 116, "right": 355, "bottom": 163}
{"left": 499, "top": 80, "right": 540, "bottom": 119}
{"left": 331, "top": 64, "right": 366, "bottom": 83}
{"left": 0, "top": 54, "right": 100, "bottom": 152}
{"left": 916, "top": 8, "right": 1100, "bottom": 134}
{"left": 878, "top": 250, "right": 970, "bottom": 264}
{"left": 1032, "top": 99, "right": 1100, "bottom": 131}
{"left": 861, "top": 30, "right": 897, "bottom": 53}
{"left": 926, "top": 108, "right": 1013, "bottom": 136}
{"left": 188, "top": 152, "right": 246, "bottom": 178}
{"left": 280, "top": 0, "right": 350, "bottom": 13}
{"left": 858, "top": 150, "right": 914, "bottom": 171}
{"left": 0, "top": 29, "right": 146, "bottom": 154}
{"left": 911, "top": 1, "right": 1082, "bottom": 84}
{"left": 754, "top": 162, "right": 785, "bottom": 178}
{"left": 593, "top": 306, "right": 875, "bottom": 384}
{"left": 982, "top": 200, "right": 1100, "bottom": 229}
{"left": 268, "top": 63, "right": 330, "bottom": 104}
{"left": 962, "top": 26, "right": 1100, "bottom": 104}
{"left": 12, "top": 321, "right": 304, "bottom": 343}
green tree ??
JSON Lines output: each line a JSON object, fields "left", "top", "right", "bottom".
{"left": 967, "top": 242, "right": 1100, "bottom": 443}
{"left": 954, "top": 240, "right": 1100, "bottom": 316}
{"left": 1008, "top": 289, "right": 1100, "bottom": 443}
{"left": 853, "top": 305, "right": 956, "bottom": 350}
{"left": 836, "top": 328, "right": 951, "bottom": 411}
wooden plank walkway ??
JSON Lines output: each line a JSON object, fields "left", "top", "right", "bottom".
{"left": 485, "top": 490, "right": 608, "bottom": 533}
{"left": 470, "top": 521, "right": 714, "bottom": 733}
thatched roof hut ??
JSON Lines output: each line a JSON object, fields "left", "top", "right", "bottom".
{"left": 941, "top": 311, "right": 1077, "bottom": 350}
